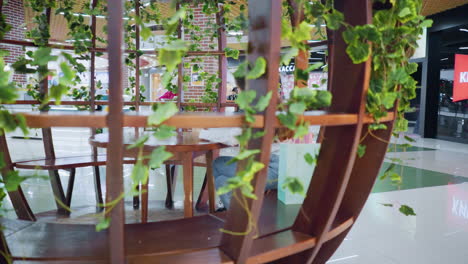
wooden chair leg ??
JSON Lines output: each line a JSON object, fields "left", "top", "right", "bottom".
{"left": 133, "top": 184, "right": 140, "bottom": 210}
{"left": 93, "top": 166, "right": 104, "bottom": 210}
{"left": 141, "top": 180, "right": 149, "bottom": 223}
{"left": 196, "top": 150, "right": 216, "bottom": 213}
{"left": 206, "top": 150, "right": 216, "bottom": 213}
{"left": 182, "top": 152, "right": 194, "bottom": 218}
{"left": 65, "top": 168, "right": 76, "bottom": 208}
{"left": 165, "top": 164, "right": 174, "bottom": 209}
{"left": 48, "top": 169, "right": 67, "bottom": 215}
{"left": 195, "top": 174, "right": 208, "bottom": 211}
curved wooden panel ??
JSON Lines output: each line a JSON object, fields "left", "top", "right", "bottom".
{"left": 285, "top": 1, "right": 373, "bottom": 263}
{"left": 309, "top": 121, "right": 395, "bottom": 264}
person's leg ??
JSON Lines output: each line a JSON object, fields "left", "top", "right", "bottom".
{"left": 265, "top": 154, "right": 279, "bottom": 190}
{"left": 213, "top": 156, "right": 237, "bottom": 209}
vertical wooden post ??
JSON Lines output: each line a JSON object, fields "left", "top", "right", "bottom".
{"left": 106, "top": 0, "right": 125, "bottom": 263}
{"left": 219, "top": 1, "right": 281, "bottom": 263}
{"left": 134, "top": 0, "right": 141, "bottom": 113}
{"left": 216, "top": 5, "right": 227, "bottom": 112}
{"left": 176, "top": 3, "right": 183, "bottom": 110}
{"left": 90, "top": 0, "right": 104, "bottom": 207}
{"left": 0, "top": 133, "right": 35, "bottom": 221}
{"left": 287, "top": 0, "right": 308, "bottom": 88}
{"left": 38, "top": 7, "right": 68, "bottom": 213}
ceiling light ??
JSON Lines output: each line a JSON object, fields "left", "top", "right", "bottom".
{"left": 460, "top": 28, "right": 468, "bottom": 32}
{"left": 441, "top": 58, "right": 448, "bottom": 61}
{"left": 459, "top": 47, "right": 468, "bottom": 50}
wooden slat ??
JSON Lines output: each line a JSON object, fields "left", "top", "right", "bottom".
{"left": 127, "top": 248, "right": 233, "bottom": 264}
{"left": 21, "top": 111, "right": 393, "bottom": 128}
{"left": 219, "top": 1, "right": 282, "bottom": 262}
{"left": 106, "top": 0, "right": 125, "bottom": 263}
{"left": 6, "top": 215, "right": 224, "bottom": 261}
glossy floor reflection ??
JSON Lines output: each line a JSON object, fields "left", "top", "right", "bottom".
{"left": 3, "top": 128, "right": 468, "bottom": 263}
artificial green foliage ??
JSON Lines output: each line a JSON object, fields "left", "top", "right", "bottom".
{"left": 148, "top": 102, "right": 179, "bottom": 126}
{"left": 282, "top": 177, "right": 305, "bottom": 195}
{"left": 304, "top": 152, "right": 317, "bottom": 166}
{"left": 399, "top": 204, "right": 416, "bottom": 216}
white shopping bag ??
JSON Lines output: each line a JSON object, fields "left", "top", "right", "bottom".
{"left": 278, "top": 143, "right": 320, "bottom": 204}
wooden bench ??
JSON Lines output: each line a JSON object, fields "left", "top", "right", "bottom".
{"left": 1, "top": 192, "right": 354, "bottom": 263}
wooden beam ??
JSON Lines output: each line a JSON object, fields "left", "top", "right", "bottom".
{"left": 106, "top": 0, "right": 125, "bottom": 262}
{"left": 219, "top": 1, "right": 282, "bottom": 263}
{"left": 216, "top": 5, "right": 227, "bottom": 112}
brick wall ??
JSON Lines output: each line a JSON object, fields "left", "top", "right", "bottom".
{"left": 0, "top": 0, "right": 26, "bottom": 86}
{"left": 182, "top": 6, "right": 219, "bottom": 104}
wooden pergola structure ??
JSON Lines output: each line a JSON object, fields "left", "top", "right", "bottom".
{"left": 0, "top": 0, "right": 400, "bottom": 263}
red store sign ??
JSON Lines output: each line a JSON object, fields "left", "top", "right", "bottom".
{"left": 453, "top": 54, "right": 468, "bottom": 102}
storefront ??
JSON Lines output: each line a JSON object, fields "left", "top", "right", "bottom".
{"left": 419, "top": 4, "right": 468, "bottom": 143}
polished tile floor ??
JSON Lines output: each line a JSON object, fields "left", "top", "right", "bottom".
{"left": 3, "top": 128, "right": 468, "bottom": 263}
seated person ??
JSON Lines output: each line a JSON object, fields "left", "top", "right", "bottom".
{"left": 214, "top": 128, "right": 293, "bottom": 210}
{"left": 213, "top": 76, "right": 293, "bottom": 210}
{"left": 227, "top": 87, "right": 240, "bottom": 101}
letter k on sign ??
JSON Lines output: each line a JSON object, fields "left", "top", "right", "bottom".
{"left": 454, "top": 54, "right": 468, "bottom": 102}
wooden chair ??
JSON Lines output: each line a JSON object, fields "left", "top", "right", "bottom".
{"left": 0, "top": 127, "right": 108, "bottom": 219}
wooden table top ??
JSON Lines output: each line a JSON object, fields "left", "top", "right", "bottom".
{"left": 89, "top": 130, "right": 228, "bottom": 153}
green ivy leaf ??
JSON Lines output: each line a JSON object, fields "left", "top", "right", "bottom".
{"left": 420, "top": 19, "right": 433, "bottom": 28}
{"left": 4, "top": 170, "right": 25, "bottom": 192}
{"left": 59, "top": 62, "right": 76, "bottom": 86}
{"left": 235, "top": 90, "right": 256, "bottom": 110}
{"left": 398, "top": 7, "right": 411, "bottom": 18}
{"left": 357, "top": 144, "right": 366, "bottom": 158}
{"left": 96, "top": 217, "right": 110, "bottom": 231}
{"left": 369, "top": 123, "right": 387, "bottom": 130}
{"left": 153, "top": 125, "right": 176, "bottom": 140}
{"left": 323, "top": 9, "right": 344, "bottom": 30}
{"left": 281, "top": 48, "right": 299, "bottom": 66}
{"left": 278, "top": 112, "right": 297, "bottom": 130}
{"left": 346, "top": 43, "right": 371, "bottom": 64}
{"left": 255, "top": 91, "right": 272, "bottom": 112}
{"left": 306, "top": 62, "right": 324, "bottom": 72}
{"left": 382, "top": 92, "right": 398, "bottom": 109}
{"left": 316, "top": 91, "right": 332, "bottom": 107}
{"left": 294, "top": 122, "right": 309, "bottom": 139}
{"left": 404, "top": 135, "right": 416, "bottom": 142}
{"left": 224, "top": 47, "right": 240, "bottom": 59}
{"left": 233, "top": 61, "right": 248, "bottom": 78}
{"left": 148, "top": 102, "right": 179, "bottom": 126}
{"left": 49, "top": 84, "right": 68, "bottom": 104}
{"left": 227, "top": 149, "right": 261, "bottom": 165}
{"left": 33, "top": 47, "right": 58, "bottom": 66}
{"left": 246, "top": 57, "right": 267, "bottom": 80}
{"left": 381, "top": 203, "right": 393, "bottom": 207}
{"left": 289, "top": 102, "right": 306, "bottom": 115}
{"left": 399, "top": 205, "right": 416, "bottom": 216}
{"left": 282, "top": 177, "right": 305, "bottom": 195}
{"left": 294, "top": 21, "right": 312, "bottom": 43}
{"left": 127, "top": 134, "right": 150, "bottom": 150}
{"left": 139, "top": 25, "right": 151, "bottom": 41}
{"left": 131, "top": 160, "right": 149, "bottom": 185}
{"left": 304, "top": 152, "right": 316, "bottom": 165}
{"left": 149, "top": 146, "right": 173, "bottom": 169}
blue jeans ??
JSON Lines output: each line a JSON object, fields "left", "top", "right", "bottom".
{"left": 213, "top": 154, "right": 279, "bottom": 209}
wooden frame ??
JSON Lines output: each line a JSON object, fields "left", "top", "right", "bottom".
{"left": 0, "top": 0, "right": 398, "bottom": 263}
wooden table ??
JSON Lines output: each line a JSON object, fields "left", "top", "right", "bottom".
{"left": 89, "top": 130, "right": 227, "bottom": 221}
